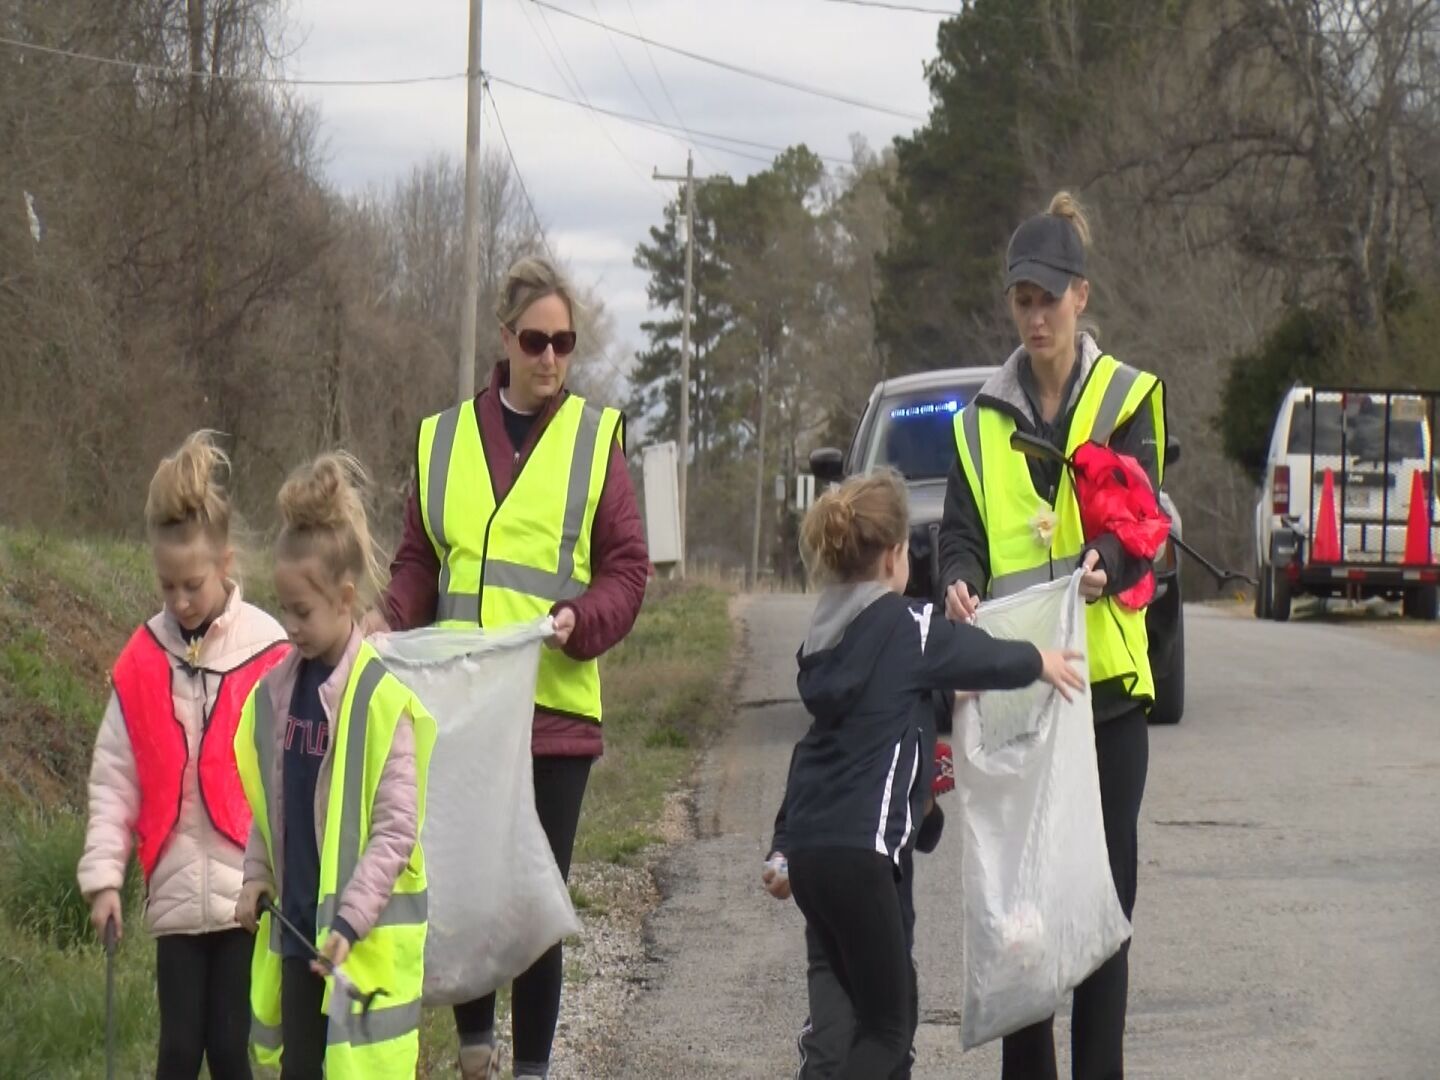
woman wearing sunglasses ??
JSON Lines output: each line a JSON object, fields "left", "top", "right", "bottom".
{"left": 369, "top": 255, "right": 650, "bottom": 1080}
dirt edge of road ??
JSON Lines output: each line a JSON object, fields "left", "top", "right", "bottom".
{"left": 554, "top": 595, "right": 753, "bottom": 1079}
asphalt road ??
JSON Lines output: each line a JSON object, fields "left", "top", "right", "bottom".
{"left": 606, "top": 597, "right": 1440, "bottom": 1080}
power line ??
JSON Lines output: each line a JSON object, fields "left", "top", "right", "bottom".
{"left": 0, "top": 30, "right": 855, "bottom": 170}
{"left": 0, "top": 32, "right": 466, "bottom": 85}
{"left": 486, "top": 73, "right": 856, "bottom": 166}
{"left": 525, "top": 0, "right": 926, "bottom": 121}
{"left": 483, "top": 79, "right": 558, "bottom": 263}
{"left": 811, "top": 0, "right": 957, "bottom": 12}
{"left": 589, "top": 0, "right": 664, "bottom": 128}
{"left": 519, "top": 0, "right": 660, "bottom": 193}
{"left": 622, "top": 0, "right": 726, "bottom": 174}
{"left": 806, "top": 0, "right": 1405, "bottom": 39}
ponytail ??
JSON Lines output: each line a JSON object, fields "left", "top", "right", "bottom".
{"left": 800, "top": 470, "right": 909, "bottom": 583}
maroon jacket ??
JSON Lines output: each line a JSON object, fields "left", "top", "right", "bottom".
{"left": 381, "top": 362, "right": 650, "bottom": 757}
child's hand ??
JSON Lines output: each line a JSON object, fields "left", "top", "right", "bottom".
{"left": 1039, "top": 649, "right": 1087, "bottom": 703}
{"left": 761, "top": 854, "right": 791, "bottom": 900}
{"left": 313, "top": 931, "right": 350, "bottom": 975}
{"left": 236, "top": 881, "right": 274, "bottom": 934}
{"left": 90, "top": 888, "right": 122, "bottom": 943}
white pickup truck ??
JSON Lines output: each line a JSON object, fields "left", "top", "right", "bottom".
{"left": 1254, "top": 385, "right": 1439, "bottom": 620}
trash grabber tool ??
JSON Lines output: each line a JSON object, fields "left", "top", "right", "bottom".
{"left": 257, "top": 896, "right": 390, "bottom": 1023}
{"left": 104, "top": 916, "right": 117, "bottom": 1080}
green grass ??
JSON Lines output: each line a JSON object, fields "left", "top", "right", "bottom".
{"left": 0, "top": 809, "right": 143, "bottom": 952}
{"left": 0, "top": 909, "right": 159, "bottom": 1080}
{"left": 0, "top": 630, "right": 105, "bottom": 726}
{"left": 572, "top": 580, "right": 732, "bottom": 867}
{"left": 1, "top": 527, "right": 155, "bottom": 630}
{"left": 0, "top": 529, "right": 736, "bottom": 1076}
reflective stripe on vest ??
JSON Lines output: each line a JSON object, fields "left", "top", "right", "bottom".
{"left": 955, "top": 355, "right": 1165, "bottom": 701}
{"left": 111, "top": 628, "right": 288, "bottom": 878}
{"left": 234, "top": 645, "right": 436, "bottom": 1076}
{"left": 417, "top": 393, "right": 622, "bottom": 722}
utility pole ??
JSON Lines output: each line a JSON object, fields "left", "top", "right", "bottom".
{"left": 653, "top": 153, "right": 726, "bottom": 576}
{"left": 457, "top": 0, "right": 486, "bottom": 402}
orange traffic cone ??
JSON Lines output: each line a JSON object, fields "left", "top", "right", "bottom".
{"left": 1312, "top": 467, "right": 1341, "bottom": 564}
{"left": 1403, "top": 470, "right": 1433, "bottom": 566}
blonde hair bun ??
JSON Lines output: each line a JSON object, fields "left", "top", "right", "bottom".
{"left": 277, "top": 453, "right": 364, "bottom": 533}
{"left": 145, "top": 430, "right": 232, "bottom": 541}
{"left": 276, "top": 452, "right": 385, "bottom": 602}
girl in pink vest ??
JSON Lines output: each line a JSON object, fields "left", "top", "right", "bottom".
{"left": 78, "top": 431, "right": 289, "bottom": 1079}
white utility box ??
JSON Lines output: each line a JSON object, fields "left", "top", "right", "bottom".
{"left": 642, "top": 440, "right": 683, "bottom": 566}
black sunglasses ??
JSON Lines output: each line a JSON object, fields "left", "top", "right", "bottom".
{"left": 511, "top": 327, "right": 578, "bottom": 357}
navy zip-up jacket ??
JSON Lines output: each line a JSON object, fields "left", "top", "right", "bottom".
{"left": 780, "top": 583, "right": 1043, "bottom": 869}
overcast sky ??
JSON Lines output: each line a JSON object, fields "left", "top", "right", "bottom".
{"left": 287, "top": 0, "right": 944, "bottom": 369}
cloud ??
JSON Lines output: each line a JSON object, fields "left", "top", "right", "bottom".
{"left": 288, "top": 0, "right": 940, "bottom": 361}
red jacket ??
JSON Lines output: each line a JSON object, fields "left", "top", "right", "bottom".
{"left": 381, "top": 362, "right": 650, "bottom": 757}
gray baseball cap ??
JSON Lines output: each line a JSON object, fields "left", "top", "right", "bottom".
{"left": 1004, "top": 212, "right": 1086, "bottom": 296}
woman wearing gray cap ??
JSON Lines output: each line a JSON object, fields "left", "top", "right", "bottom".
{"left": 938, "top": 192, "right": 1167, "bottom": 1079}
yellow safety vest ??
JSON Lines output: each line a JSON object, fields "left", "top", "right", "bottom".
{"left": 234, "top": 644, "right": 436, "bottom": 1078}
{"left": 955, "top": 354, "right": 1166, "bottom": 702}
{"left": 416, "top": 392, "right": 623, "bottom": 724}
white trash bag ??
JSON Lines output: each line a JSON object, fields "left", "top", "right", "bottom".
{"left": 373, "top": 620, "right": 581, "bottom": 1006}
{"left": 955, "top": 573, "right": 1131, "bottom": 1050}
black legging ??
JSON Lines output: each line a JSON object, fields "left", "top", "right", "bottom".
{"left": 789, "top": 847, "right": 915, "bottom": 1080}
{"left": 1001, "top": 706, "right": 1149, "bottom": 1080}
{"left": 154, "top": 927, "right": 253, "bottom": 1080}
{"left": 453, "top": 754, "right": 593, "bottom": 1068}
{"left": 279, "top": 957, "right": 328, "bottom": 1080}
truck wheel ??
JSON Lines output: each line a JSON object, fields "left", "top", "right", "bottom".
{"left": 1254, "top": 563, "right": 1272, "bottom": 619}
{"left": 1270, "top": 567, "right": 1293, "bottom": 623}
{"left": 1403, "top": 584, "right": 1439, "bottom": 621}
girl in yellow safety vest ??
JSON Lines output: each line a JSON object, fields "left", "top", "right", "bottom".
{"left": 939, "top": 192, "right": 1167, "bottom": 1080}
{"left": 235, "top": 454, "right": 434, "bottom": 1080}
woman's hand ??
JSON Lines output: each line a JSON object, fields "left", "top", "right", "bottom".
{"left": 546, "top": 606, "right": 577, "bottom": 650}
{"left": 945, "top": 580, "right": 980, "bottom": 623}
{"left": 1079, "top": 549, "right": 1108, "bottom": 603}
{"left": 313, "top": 931, "right": 350, "bottom": 976}
{"left": 235, "top": 880, "right": 274, "bottom": 934}
{"left": 1039, "top": 649, "right": 1087, "bottom": 703}
{"left": 90, "top": 888, "right": 122, "bottom": 943}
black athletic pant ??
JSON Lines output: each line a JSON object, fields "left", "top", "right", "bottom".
{"left": 798, "top": 847, "right": 919, "bottom": 1080}
{"left": 280, "top": 957, "right": 328, "bottom": 1080}
{"left": 154, "top": 928, "right": 253, "bottom": 1080}
{"left": 1001, "top": 707, "right": 1149, "bottom": 1080}
{"left": 453, "top": 755, "right": 593, "bottom": 1067}
{"left": 789, "top": 848, "right": 914, "bottom": 1080}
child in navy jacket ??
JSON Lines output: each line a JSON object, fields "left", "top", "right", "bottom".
{"left": 776, "top": 470, "right": 1085, "bottom": 1079}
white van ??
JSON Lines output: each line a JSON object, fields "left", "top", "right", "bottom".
{"left": 1254, "top": 385, "right": 1438, "bottom": 620}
